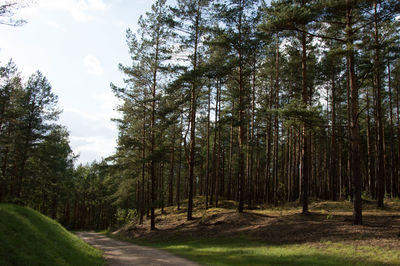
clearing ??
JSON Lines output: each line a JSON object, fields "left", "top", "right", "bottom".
{"left": 113, "top": 197, "right": 400, "bottom": 265}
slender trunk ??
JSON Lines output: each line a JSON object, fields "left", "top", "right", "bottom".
{"left": 227, "top": 102, "right": 234, "bottom": 200}
{"left": 218, "top": 85, "right": 223, "bottom": 198}
{"left": 206, "top": 86, "right": 211, "bottom": 208}
{"left": 187, "top": 1, "right": 200, "bottom": 220}
{"left": 347, "top": 63, "right": 352, "bottom": 201}
{"left": 140, "top": 96, "right": 146, "bottom": 224}
{"left": 366, "top": 87, "right": 375, "bottom": 197}
{"left": 374, "top": 0, "right": 385, "bottom": 208}
{"left": 214, "top": 80, "right": 220, "bottom": 208}
{"left": 283, "top": 128, "right": 289, "bottom": 201}
{"left": 255, "top": 137, "right": 261, "bottom": 203}
{"left": 264, "top": 77, "right": 273, "bottom": 202}
{"left": 150, "top": 31, "right": 160, "bottom": 230}
{"left": 346, "top": 1, "right": 362, "bottom": 225}
{"left": 273, "top": 37, "right": 279, "bottom": 206}
{"left": 397, "top": 73, "right": 400, "bottom": 198}
{"left": 160, "top": 162, "right": 164, "bottom": 214}
{"left": 177, "top": 115, "right": 183, "bottom": 210}
{"left": 338, "top": 101, "right": 343, "bottom": 200}
{"left": 237, "top": 0, "right": 245, "bottom": 213}
{"left": 248, "top": 61, "right": 256, "bottom": 208}
{"left": 168, "top": 124, "right": 176, "bottom": 206}
{"left": 388, "top": 62, "right": 396, "bottom": 197}
{"left": 288, "top": 128, "right": 293, "bottom": 201}
{"left": 246, "top": 112, "right": 250, "bottom": 207}
{"left": 330, "top": 68, "right": 337, "bottom": 201}
{"left": 147, "top": 166, "right": 150, "bottom": 218}
{"left": 301, "top": 22, "right": 309, "bottom": 213}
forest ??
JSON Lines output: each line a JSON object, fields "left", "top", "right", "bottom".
{"left": 1, "top": 0, "right": 400, "bottom": 234}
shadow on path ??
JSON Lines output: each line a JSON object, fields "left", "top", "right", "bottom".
{"left": 76, "top": 231, "right": 199, "bottom": 266}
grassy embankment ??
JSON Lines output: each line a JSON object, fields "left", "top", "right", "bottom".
{"left": 0, "top": 204, "right": 104, "bottom": 266}
{"left": 113, "top": 197, "right": 400, "bottom": 266}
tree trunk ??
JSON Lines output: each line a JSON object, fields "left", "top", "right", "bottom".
{"left": 264, "top": 77, "right": 273, "bottom": 202}
{"left": 301, "top": 21, "right": 309, "bottom": 213}
{"left": 366, "top": 86, "right": 375, "bottom": 198}
{"left": 150, "top": 29, "right": 160, "bottom": 230}
{"left": 388, "top": 62, "right": 396, "bottom": 197}
{"left": 176, "top": 116, "right": 183, "bottom": 210}
{"left": 388, "top": 62, "right": 397, "bottom": 197}
{"left": 206, "top": 85, "right": 211, "bottom": 208}
{"left": 237, "top": 0, "right": 246, "bottom": 213}
{"left": 273, "top": 36, "right": 280, "bottom": 206}
{"left": 346, "top": 0, "right": 362, "bottom": 225}
{"left": 214, "top": 80, "right": 220, "bottom": 208}
{"left": 373, "top": 0, "right": 385, "bottom": 208}
{"left": 227, "top": 102, "right": 234, "bottom": 200}
{"left": 140, "top": 96, "right": 146, "bottom": 224}
{"left": 187, "top": 0, "right": 200, "bottom": 221}
{"left": 168, "top": 124, "right": 176, "bottom": 206}
{"left": 329, "top": 69, "right": 337, "bottom": 201}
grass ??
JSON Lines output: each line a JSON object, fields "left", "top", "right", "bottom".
{"left": 0, "top": 204, "right": 104, "bottom": 266}
{"left": 110, "top": 196, "right": 400, "bottom": 266}
{"left": 119, "top": 237, "right": 399, "bottom": 266}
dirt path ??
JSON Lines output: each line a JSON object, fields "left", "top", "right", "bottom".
{"left": 76, "top": 232, "right": 199, "bottom": 266}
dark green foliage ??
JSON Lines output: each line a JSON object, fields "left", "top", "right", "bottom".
{"left": 0, "top": 62, "right": 65, "bottom": 205}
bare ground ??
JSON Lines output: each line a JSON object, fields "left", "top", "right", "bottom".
{"left": 116, "top": 198, "right": 400, "bottom": 250}
{"left": 76, "top": 231, "right": 199, "bottom": 266}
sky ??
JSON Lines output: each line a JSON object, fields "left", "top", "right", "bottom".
{"left": 0, "top": 0, "right": 157, "bottom": 165}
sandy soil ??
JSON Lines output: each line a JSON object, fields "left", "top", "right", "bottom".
{"left": 117, "top": 200, "right": 400, "bottom": 250}
{"left": 76, "top": 231, "right": 199, "bottom": 266}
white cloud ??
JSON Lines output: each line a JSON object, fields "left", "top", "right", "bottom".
{"left": 86, "top": 0, "right": 109, "bottom": 10}
{"left": 69, "top": 135, "right": 116, "bottom": 164}
{"left": 70, "top": 135, "right": 115, "bottom": 154}
{"left": 113, "top": 19, "right": 128, "bottom": 29}
{"left": 83, "top": 55, "right": 103, "bottom": 75}
{"left": 64, "top": 106, "right": 116, "bottom": 132}
{"left": 64, "top": 107, "right": 103, "bottom": 121}
{"left": 61, "top": 107, "right": 118, "bottom": 164}
{"left": 19, "top": 0, "right": 111, "bottom": 22}
{"left": 46, "top": 20, "right": 66, "bottom": 31}
{"left": 94, "top": 91, "right": 121, "bottom": 114}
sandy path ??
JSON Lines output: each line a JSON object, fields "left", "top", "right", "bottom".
{"left": 76, "top": 232, "right": 199, "bottom": 266}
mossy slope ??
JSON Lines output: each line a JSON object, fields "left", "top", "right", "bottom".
{"left": 0, "top": 204, "right": 104, "bottom": 266}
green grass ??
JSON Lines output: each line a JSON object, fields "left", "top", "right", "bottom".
{"left": 0, "top": 204, "right": 104, "bottom": 266}
{"left": 109, "top": 197, "right": 400, "bottom": 265}
{"left": 122, "top": 237, "right": 399, "bottom": 266}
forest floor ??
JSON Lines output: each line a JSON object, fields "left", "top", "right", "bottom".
{"left": 113, "top": 197, "right": 400, "bottom": 265}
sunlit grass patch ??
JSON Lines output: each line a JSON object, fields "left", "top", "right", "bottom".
{"left": 132, "top": 237, "right": 399, "bottom": 266}
{"left": 115, "top": 197, "right": 400, "bottom": 265}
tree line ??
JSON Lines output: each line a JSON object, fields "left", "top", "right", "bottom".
{"left": 2, "top": 0, "right": 400, "bottom": 231}
{"left": 0, "top": 61, "right": 118, "bottom": 230}
{"left": 109, "top": 0, "right": 400, "bottom": 229}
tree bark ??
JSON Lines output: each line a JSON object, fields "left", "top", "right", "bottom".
{"left": 187, "top": 0, "right": 200, "bottom": 221}
{"left": 301, "top": 20, "right": 309, "bottom": 213}
{"left": 237, "top": 0, "right": 246, "bottom": 213}
{"left": 346, "top": 0, "right": 362, "bottom": 225}
{"left": 373, "top": 0, "right": 385, "bottom": 208}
